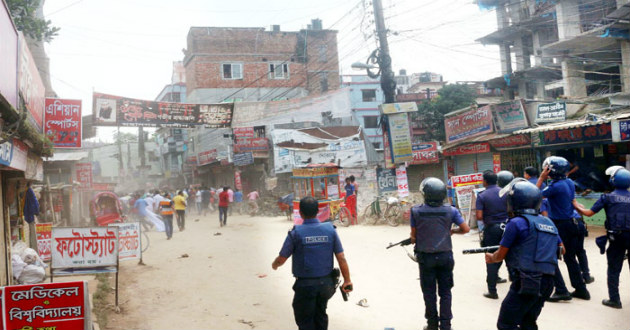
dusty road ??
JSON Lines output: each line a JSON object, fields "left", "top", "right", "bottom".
{"left": 107, "top": 212, "right": 629, "bottom": 330}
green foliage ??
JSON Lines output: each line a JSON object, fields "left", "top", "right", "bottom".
{"left": 414, "top": 84, "right": 476, "bottom": 142}
{"left": 6, "top": 0, "right": 59, "bottom": 42}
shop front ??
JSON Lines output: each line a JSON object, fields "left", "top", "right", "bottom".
{"left": 488, "top": 133, "right": 537, "bottom": 176}
{"left": 444, "top": 142, "right": 494, "bottom": 176}
{"left": 407, "top": 142, "right": 444, "bottom": 190}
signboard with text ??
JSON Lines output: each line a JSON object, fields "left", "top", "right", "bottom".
{"left": 451, "top": 173, "right": 483, "bottom": 188}
{"left": 411, "top": 142, "right": 440, "bottom": 165}
{"left": 35, "top": 223, "right": 52, "bottom": 262}
{"left": 19, "top": 33, "right": 45, "bottom": 132}
{"left": 612, "top": 118, "right": 630, "bottom": 142}
{"left": 380, "top": 102, "right": 418, "bottom": 114}
{"left": 377, "top": 168, "right": 397, "bottom": 194}
{"left": 45, "top": 98, "right": 82, "bottom": 148}
{"left": 491, "top": 100, "right": 529, "bottom": 133}
{"left": 489, "top": 134, "right": 531, "bottom": 149}
{"left": 197, "top": 149, "right": 218, "bottom": 166}
{"left": 109, "top": 222, "right": 141, "bottom": 261}
{"left": 75, "top": 163, "right": 92, "bottom": 190}
{"left": 452, "top": 173, "right": 484, "bottom": 223}
{"left": 540, "top": 123, "right": 611, "bottom": 145}
{"left": 387, "top": 113, "right": 413, "bottom": 163}
{"left": 445, "top": 106, "right": 493, "bottom": 143}
{"left": 233, "top": 152, "right": 254, "bottom": 166}
{"left": 443, "top": 142, "right": 490, "bottom": 157}
{"left": 396, "top": 165, "right": 409, "bottom": 198}
{"left": 51, "top": 227, "right": 119, "bottom": 269}
{"left": 536, "top": 102, "right": 566, "bottom": 123}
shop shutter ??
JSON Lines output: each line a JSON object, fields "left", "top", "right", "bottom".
{"left": 407, "top": 163, "right": 445, "bottom": 191}
{"left": 455, "top": 154, "right": 476, "bottom": 175}
{"left": 476, "top": 152, "right": 494, "bottom": 173}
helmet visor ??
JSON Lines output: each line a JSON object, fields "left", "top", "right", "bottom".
{"left": 605, "top": 165, "right": 625, "bottom": 177}
{"left": 499, "top": 178, "right": 528, "bottom": 198}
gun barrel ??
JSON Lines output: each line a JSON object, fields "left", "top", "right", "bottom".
{"left": 386, "top": 238, "right": 412, "bottom": 249}
{"left": 462, "top": 246, "right": 500, "bottom": 254}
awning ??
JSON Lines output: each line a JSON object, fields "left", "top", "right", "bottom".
{"left": 513, "top": 109, "right": 630, "bottom": 135}
{"left": 44, "top": 152, "right": 89, "bottom": 162}
{"left": 443, "top": 132, "right": 511, "bottom": 151}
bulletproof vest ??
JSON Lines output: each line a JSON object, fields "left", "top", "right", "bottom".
{"left": 505, "top": 215, "right": 558, "bottom": 275}
{"left": 412, "top": 204, "right": 453, "bottom": 253}
{"left": 290, "top": 221, "right": 336, "bottom": 278}
{"left": 601, "top": 191, "right": 630, "bottom": 231}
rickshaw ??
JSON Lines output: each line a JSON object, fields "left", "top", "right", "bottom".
{"left": 90, "top": 191, "right": 126, "bottom": 226}
{"left": 291, "top": 163, "right": 353, "bottom": 227}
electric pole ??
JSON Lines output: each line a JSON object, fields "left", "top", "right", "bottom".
{"left": 372, "top": 0, "right": 396, "bottom": 104}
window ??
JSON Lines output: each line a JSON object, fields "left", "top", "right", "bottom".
{"left": 318, "top": 45, "right": 328, "bottom": 62}
{"left": 372, "top": 142, "right": 382, "bottom": 149}
{"left": 222, "top": 63, "right": 243, "bottom": 79}
{"left": 319, "top": 72, "right": 329, "bottom": 92}
{"left": 362, "top": 89, "right": 377, "bottom": 102}
{"left": 363, "top": 116, "right": 379, "bottom": 129}
{"left": 269, "top": 63, "right": 289, "bottom": 79}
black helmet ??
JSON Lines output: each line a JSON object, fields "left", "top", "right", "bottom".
{"left": 542, "top": 156, "right": 570, "bottom": 180}
{"left": 497, "top": 170, "right": 515, "bottom": 188}
{"left": 500, "top": 178, "right": 542, "bottom": 216}
{"left": 420, "top": 177, "right": 446, "bottom": 207}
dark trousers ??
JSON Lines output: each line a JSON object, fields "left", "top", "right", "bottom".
{"left": 163, "top": 215, "right": 173, "bottom": 238}
{"left": 417, "top": 251, "right": 454, "bottom": 330}
{"left": 219, "top": 206, "right": 228, "bottom": 225}
{"left": 483, "top": 223, "right": 505, "bottom": 293}
{"left": 576, "top": 219, "right": 591, "bottom": 279}
{"left": 292, "top": 277, "right": 336, "bottom": 330}
{"left": 497, "top": 273, "right": 554, "bottom": 330}
{"left": 552, "top": 219, "right": 586, "bottom": 292}
{"left": 607, "top": 231, "right": 630, "bottom": 302}
{"left": 176, "top": 210, "right": 186, "bottom": 230}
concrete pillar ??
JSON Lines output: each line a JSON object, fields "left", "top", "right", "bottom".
{"left": 556, "top": 0, "right": 581, "bottom": 40}
{"left": 535, "top": 81, "right": 546, "bottom": 100}
{"left": 561, "top": 60, "right": 587, "bottom": 97}
{"left": 621, "top": 41, "right": 630, "bottom": 93}
{"left": 514, "top": 36, "right": 531, "bottom": 71}
{"left": 496, "top": 2, "right": 509, "bottom": 29}
{"left": 518, "top": 81, "right": 528, "bottom": 98}
{"left": 500, "top": 44, "right": 512, "bottom": 76}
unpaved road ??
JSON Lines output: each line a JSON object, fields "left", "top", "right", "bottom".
{"left": 106, "top": 212, "right": 629, "bottom": 330}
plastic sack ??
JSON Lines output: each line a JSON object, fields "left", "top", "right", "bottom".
{"left": 12, "top": 241, "right": 28, "bottom": 258}
{"left": 11, "top": 254, "right": 26, "bottom": 280}
{"left": 21, "top": 248, "right": 40, "bottom": 265}
{"left": 18, "top": 264, "right": 46, "bottom": 284}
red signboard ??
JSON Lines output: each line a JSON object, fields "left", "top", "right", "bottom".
{"left": 76, "top": 163, "right": 92, "bottom": 190}
{"left": 411, "top": 142, "right": 440, "bottom": 165}
{"left": 443, "top": 142, "right": 490, "bottom": 156}
{"left": 493, "top": 153, "right": 501, "bottom": 173}
{"left": 233, "top": 127, "right": 255, "bottom": 141}
{"left": 19, "top": 33, "right": 46, "bottom": 132}
{"left": 35, "top": 223, "right": 52, "bottom": 261}
{"left": 45, "top": 98, "right": 82, "bottom": 148}
{"left": 444, "top": 106, "right": 494, "bottom": 143}
{"left": 489, "top": 134, "right": 531, "bottom": 149}
{"left": 451, "top": 173, "right": 484, "bottom": 187}
{"left": 234, "top": 171, "right": 242, "bottom": 190}
{"left": 186, "top": 156, "right": 197, "bottom": 164}
{"left": 2, "top": 281, "right": 89, "bottom": 329}
{"left": 198, "top": 149, "right": 217, "bottom": 166}
{"left": 233, "top": 137, "right": 269, "bottom": 153}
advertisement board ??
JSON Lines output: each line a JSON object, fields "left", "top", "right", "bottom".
{"left": 35, "top": 223, "right": 52, "bottom": 261}
{"left": 488, "top": 134, "right": 531, "bottom": 149}
{"left": 451, "top": 173, "right": 483, "bottom": 188}
{"left": 536, "top": 102, "right": 566, "bottom": 123}
{"left": 396, "top": 165, "right": 409, "bottom": 198}
{"left": 51, "top": 227, "right": 119, "bottom": 269}
{"left": 233, "top": 152, "right": 254, "bottom": 166}
{"left": 612, "top": 118, "right": 630, "bottom": 142}
{"left": 411, "top": 142, "right": 440, "bottom": 165}
{"left": 491, "top": 100, "right": 529, "bottom": 133}
{"left": 452, "top": 173, "right": 484, "bottom": 223}
{"left": 75, "top": 162, "right": 93, "bottom": 190}
{"left": 540, "top": 123, "right": 612, "bottom": 145}
{"left": 380, "top": 102, "right": 418, "bottom": 114}
{"left": 18, "top": 33, "right": 45, "bottom": 132}
{"left": 443, "top": 142, "right": 490, "bottom": 157}
{"left": 44, "top": 98, "right": 82, "bottom": 148}
{"left": 377, "top": 168, "right": 397, "bottom": 194}
{"left": 445, "top": 106, "right": 493, "bottom": 143}
{"left": 197, "top": 149, "right": 218, "bottom": 166}
{"left": 109, "top": 222, "right": 141, "bottom": 261}
{"left": 387, "top": 113, "right": 413, "bottom": 163}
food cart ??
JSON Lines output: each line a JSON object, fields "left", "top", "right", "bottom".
{"left": 291, "top": 163, "right": 351, "bottom": 226}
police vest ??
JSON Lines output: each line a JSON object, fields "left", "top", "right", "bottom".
{"left": 602, "top": 191, "right": 630, "bottom": 231}
{"left": 505, "top": 214, "right": 558, "bottom": 275}
{"left": 412, "top": 204, "right": 453, "bottom": 253}
{"left": 160, "top": 200, "right": 173, "bottom": 216}
{"left": 290, "top": 221, "right": 336, "bottom": 278}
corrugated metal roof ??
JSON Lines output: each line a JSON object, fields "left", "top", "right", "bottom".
{"left": 45, "top": 152, "right": 89, "bottom": 162}
{"left": 514, "top": 110, "right": 630, "bottom": 134}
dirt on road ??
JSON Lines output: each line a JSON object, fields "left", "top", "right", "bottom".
{"left": 106, "top": 212, "right": 629, "bottom": 330}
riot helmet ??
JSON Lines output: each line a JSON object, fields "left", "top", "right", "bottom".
{"left": 542, "top": 156, "right": 570, "bottom": 180}
{"left": 606, "top": 166, "right": 630, "bottom": 189}
{"left": 499, "top": 178, "right": 542, "bottom": 216}
{"left": 497, "top": 170, "right": 515, "bottom": 188}
{"left": 420, "top": 177, "right": 447, "bottom": 207}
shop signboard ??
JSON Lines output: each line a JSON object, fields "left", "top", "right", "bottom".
{"left": 396, "top": 165, "right": 409, "bottom": 198}
{"left": 75, "top": 163, "right": 93, "bottom": 190}
{"left": 109, "top": 222, "right": 141, "bottom": 261}
{"left": 51, "top": 227, "right": 119, "bottom": 269}
{"left": 380, "top": 102, "right": 418, "bottom": 114}
{"left": 411, "top": 142, "right": 439, "bottom": 165}
{"left": 233, "top": 152, "right": 254, "bottom": 166}
{"left": 0, "top": 1, "right": 18, "bottom": 110}
{"left": 451, "top": 173, "right": 484, "bottom": 223}
{"left": 540, "top": 123, "right": 612, "bottom": 145}
{"left": 611, "top": 118, "right": 630, "bottom": 142}
{"left": 451, "top": 173, "right": 483, "bottom": 188}
{"left": 445, "top": 106, "right": 493, "bottom": 143}
{"left": 44, "top": 98, "right": 82, "bottom": 148}
{"left": 18, "top": 33, "right": 45, "bottom": 132}
{"left": 491, "top": 100, "right": 529, "bottom": 133}
{"left": 443, "top": 142, "right": 490, "bottom": 157}
{"left": 536, "top": 102, "right": 566, "bottom": 123}
{"left": 197, "top": 149, "right": 218, "bottom": 166}
{"left": 35, "top": 223, "right": 52, "bottom": 261}
{"left": 488, "top": 134, "right": 531, "bottom": 149}
{"left": 387, "top": 113, "right": 413, "bottom": 163}
{"left": 493, "top": 153, "right": 501, "bottom": 173}
{"left": 233, "top": 137, "right": 269, "bottom": 153}
{"left": 233, "top": 127, "right": 255, "bottom": 141}
{"left": 9, "top": 138, "right": 27, "bottom": 171}
{"left": 234, "top": 171, "right": 242, "bottom": 190}
{"left": 2, "top": 281, "right": 91, "bottom": 329}
{"left": 0, "top": 139, "right": 13, "bottom": 166}
{"left": 376, "top": 168, "right": 397, "bottom": 194}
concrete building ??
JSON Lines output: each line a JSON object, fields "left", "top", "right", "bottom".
{"left": 477, "top": 0, "right": 630, "bottom": 99}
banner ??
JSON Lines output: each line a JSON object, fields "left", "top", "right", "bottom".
{"left": 396, "top": 165, "right": 409, "bottom": 198}
{"left": 197, "top": 149, "right": 217, "bottom": 166}
{"left": 536, "top": 102, "right": 566, "bottom": 123}
{"left": 35, "top": 223, "right": 52, "bottom": 261}
{"left": 411, "top": 142, "right": 440, "bottom": 165}
{"left": 233, "top": 152, "right": 254, "bottom": 166}
{"left": 76, "top": 163, "right": 93, "bottom": 190}
{"left": 540, "top": 123, "right": 612, "bottom": 145}
{"left": 233, "top": 137, "right": 269, "bottom": 153}
{"left": 51, "top": 227, "right": 119, "bottom": 269}
{"left": 489, "top": 134, "right": 531, "bottom": 149}
{"left": 491, "top": 100, "right": 529, "bottom": 133}
{"left": 451, "top": 173, "right": 483, "bottom": 187}
{"left": 377, "top": 168, "right": 397, "bottom": 194}
{"left": 19, "top": 33, "right": 45, "bottom": 132}
{"left": 612, "top": 118, "right": 630, "bottom": 142}
{"left": 452, "top": 173, "right": 484, "bottom": 222}
{"left": 380, "top": 102, "right": 418, "bottom": 114}
{"left": 2, "top": 281, "right": 90, "bottom": 329}
{"left": 443, "top": 142, "right": 490, "bottom": 156}
{"left": 44, "top": 98, "right": 82, "bottom": 148}
{"left": 234, "top": 171, "right": 242, "bottom": 190}
{"left": 445, "top": 106, "right": 493, "bottom": 143}
{"left": 388, "top": 113, "right": 413, "bottom": 163}
{"left": 493, "top": 153, "right": 501, "bottom": 173}
{"left": 109, "top": 222, "right": 141, "bottom": 261}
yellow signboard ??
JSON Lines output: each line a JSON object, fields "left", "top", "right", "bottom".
{"left": 380, "top": 102, "right": 418, "bottom": 114}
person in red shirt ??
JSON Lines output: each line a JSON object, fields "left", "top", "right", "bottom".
{"left": 218, "top": 186, "right": 230, "bottom": 227}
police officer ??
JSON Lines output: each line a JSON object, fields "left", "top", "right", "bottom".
{"left": 485, "top": 179, "right": 563, "bottom": 330}
{"left": 573, "top": 166, "right": 630, "bottom": 309}
{"left": 476, "top": 170, "right": 512, "bottom": 299}
{"left": 411, "top": 178, "right": 470, "bottom": 330}
{"left": 524, "top": 166, "right": 546, "bottom": 189}
{"left": 537, "top": 156, "right": 590, "bottom": 301}
{"left": 272, "top": 196, "right": 352, "bottom": 330}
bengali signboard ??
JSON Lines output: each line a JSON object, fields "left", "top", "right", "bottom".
{"left": 536, "top": 102, "right": 567, "bottom": 123}
{"left": 443, "top": 142, "right": 490, "bottom": 156}
{"left": 109, "top": 222, "right": 141, "bottom": 261}
{"left": 411, "top": 142, "right": 440, "bottom": 165}
{"left": 2, "top": 281, "right": 90, "bottom": 329}
{"left": 44, "top": 98, "right": 82, "bottom": 148}
{"left": 75, "top": 162, "right": 92, "bottom": 190}
{"left": 451, "top": 173, "right": 483, "bottom": 188}
{"left": 611, "top": 118, "right": 630, "bottom": 142}
{"left": 35, "top": 223, "right": 52, "bottom": 262}
{"left": 18, "top": 33, "right": 45, "bottom": 132}
{"left": 233, "top": 152, "right": 254, "bottom": 166}
{"left": 51, "top": 227, "right": 119, "bottom": 269}
{"left": 387, "top": 113, "right": 413, "bottom": 163}
{"left": 380, "top": 102, "right": 418, "bottom": 114}
{"left": 491, "top": 100, "right": 529, "bottom": 133}
{"left": 540, "top": 123, "right": 612, "bottom": 145}
{"left": 234, "top": 171, "right": 242, "bottom": 190}
{"left": 0, "top": 139, "right": 13, "bottom": 167}
{"left": 445, "top": 106, "right": 493, "bottom": 143}
{"left": 488, "top": 134, "right": 531, "bottom": 149}
{"left": 233, "top": 137, "right": 269, "bottom": 153}
{"left": 493, "top": 153, "right": 501, "bottom": 173}
{"left": 396, "top": 165, "right": 409, "bottom": 198}
{"left": 197, "top": 149, "right": 218, "bottom": 166}
{"left": 451, "top": 173, "right": 484, "bottom": 222}
{"left": 377, "top": 168, "right": 397, "bottom": 194}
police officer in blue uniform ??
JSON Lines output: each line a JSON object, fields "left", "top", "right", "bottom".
{"left": 524, "top": 166, "right": 546, "bottom": 190}
{"left": 411, "top": 178, "right": 470, "bottom": 330}
{"left": 476, "top": 170, "right": 512, "bottom": 299}
{"left": 573, "top": 166, "right": 630, "bottom": 309}
{"left": 272, "top": 197, "right": 352, "bottom": 330}
{"left": 485, "top": 179, "right": 563, "bottom": 330}
{"left": 537, "top": 156, "right": 590, "bottom": 301}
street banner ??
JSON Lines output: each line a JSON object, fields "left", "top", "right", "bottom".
{"left": 234, "top": 171, "right": 242, "bottom": 190}
{"left": 445, "top": 105, "right": 493, "bottom": 143}
{"left": 233, "top": 127, "right": 255, "bottom": 141}
{"left": 233, "top": 152, "right": 254, "bottom": 166}
{"left": 233, "top": 137, "right": 269, "bottom": 153}
{"left": 2, "top": 281, "right": 91, "bottom": 329}
{"left": 380, "top": 102, "right": 418, "bottom": 114}
{"left": 109, "top": 222, "right": 141, "bottom": 261}
{"left": 411, "top": 142, "right": 440, "bottom": 165}
{"left": 377, "top": 168, "right": 397, "bottom": 194}
{"left": 197, "top": 149, "right": 218, "bottom": 166}
{"left": 443, "top": 142, "right": 490, "bottom": 156}
{"left": 452, "top": 173, "right": 484, "bottom": 223}
{"left": 44, "top": 98, "right": 82, "bottom": 148}
{"left": 489, "top": 134, "right": 531, "bottom": 150}
{"left": 493, "top": 153, "right": 501, "bottom": 173}
{"left": 387, "top": 113, "right": 414, "bottom": 163}
{"left": 491, "top": 100, "right": 529, "bottom": 133}
{"left": 540, "top": 123, "right": 611, "bottom": 145}
{"left": 76, "top": 162, "right": 93, "bottom": 190}
{"left": 35, "top": 223, "right": 52, "bottom": 261}
{"left": 18, "top": 33, "right": 45, "bottom": 132}
{"left": 396, "top": 165, "right": 409, "bottom": 198}
{"left": 51, "top": 227, "right": 119, "bottom": 269}
{"left": 451, "top": 173, "right": 483, "bottom": 188}
{"left": 536, "top": 102, "right": 566, "bottom": 123}
{"left": 612, "top": 118, "right": 630, "bottom": 142}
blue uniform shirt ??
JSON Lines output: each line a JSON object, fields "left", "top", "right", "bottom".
{"left": 134, "top": 198, "right": 148, "bottom": 216}
{"left": 591, "top": 189, "right": 630, "bottom": 213}
{"left": 528, "top": 177, "right": 546, "bottom": 190}
{"left": 410, "top": 206, "right": 465, "bottom": 227}
{"left": 541, "top": 179, "right": 575, "bottom": 220}
{"left": 234, "top": 191, "right": 243, "bottom": 203}
{"left": 475, "top": 185, "right": 509, "bottom": 224}
{"left": 500, "top": 216, "right": 563, "bottom": 249}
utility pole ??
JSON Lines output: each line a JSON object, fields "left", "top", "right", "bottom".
{"left": 138, "top": 127, "right": 146, "bottom": 168}
{"left": 373, "top": 0, "right": 396, "bottom": 104}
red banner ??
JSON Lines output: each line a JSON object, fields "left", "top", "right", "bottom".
{"left": 35, "top": 223, "right": 52, "bottom": 261}
{"left": 45, "top": 98, "right": 82, "bottom": 148}
{"left": 443, "top": 142, "right": 490, "bottom": 156}
{"left": 451, "top": 173, "right": 483, "bottom": 187}
{"left": 198, "top": 149, "right": 217, "bottom": 166}
{"left": 76, "top": 163, "right": 92, "bottom": 190}
{"left": 2, "top": 281, "right": 89, "bottom": 329}
{"left": 489, "top": 134, "right": 530, "bottom": 149}
{"left": 411, "top": 142, "right": 440, "bottom": 165}
{"left": 444, "top": 106, "right": 493, "bottom": 143}
{"left": 493, "top": 153, "right": 501, "bottom": 173}
{"left": 234, "top": 171, "right": 242, "bottom": 190}
{"left": 233, "top": 127, "right": 254, "bottom": 141}
{"left": 233, "top": 137, "right": 269, "bottom": 153}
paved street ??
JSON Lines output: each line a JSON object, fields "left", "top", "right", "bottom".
{"left": 107, "top": 212, "right": 629, "bottom": 330}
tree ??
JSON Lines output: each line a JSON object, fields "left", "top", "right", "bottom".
{"left": 7, "top": 0, "right": 59, "bottom": 42}
{"left": 413, "top": 84, "right": 476, "bottom": 142}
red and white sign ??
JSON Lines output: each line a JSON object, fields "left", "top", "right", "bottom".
{"left": 2, "top": 281, "right": 90, "bottom": 329}
{"left": 234, "top": 171, "right": 242, "bottom": 190}
{"left": 45, "top": 98, "right": 82, "bottom": 148}
{"left": 109, "top": 222, "right": 141, "bottom": 260}
{"left": 489, "top": 134, "right": 530, "bottom": 149}
{"left": 451, "top": 173, "right": 483, "bottom": 187}
{"left": 233, "top": 127, "right": 255, "bottom": 141}
{"left": 411, "top": 142, "right": 440, "bottom": 165}
{"left": 396, "top": 165, "right": 409, "bottom": 198}
{"left": 443, "top": 142, "right": 490, "bottom": 156}
{"left": 493, "top": 153, "right": 501, "bottom": 173}
{"left": 35, "top": 223, "right": 52, "bottom": 262}
{"left": 51, "top": 227, "right": 119, "bottom": 269}
{"left": 18, "top": 33, "right": 46, "bottom": 132}
{"left": 233, "top": 137, "right": 269, "bottom": 153}
{"left": 197, "top": 149, "right": 217, "bottom": 166}
{"left": 76, "top": 163, "right": 92, "bottom": 190}
{"left": 444, "top": 106, "right": 493, "bottom": 143}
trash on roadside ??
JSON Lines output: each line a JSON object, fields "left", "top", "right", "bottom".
{"left": 213, "top": 232, "right": 222, "bottom": 236}
{"left": 357, "top": 298, "right": 369, "bottom": 307}
{"left": 179, "top": 254, "right": 189, "bottom": 258}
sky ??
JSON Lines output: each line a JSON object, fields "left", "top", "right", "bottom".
{"left": 43, "top": 0, "right": 502, "bottom": 140}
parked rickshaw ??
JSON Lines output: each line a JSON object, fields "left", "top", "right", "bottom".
{"left": 90, "top": 191, "right": 126, "bottom": 226}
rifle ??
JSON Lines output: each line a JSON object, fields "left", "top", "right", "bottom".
{"left": 386, "top": 238, "right": 412, "bottom": 249}
{"left": 462, "top": 246, "right": 499, "bottom": 254}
